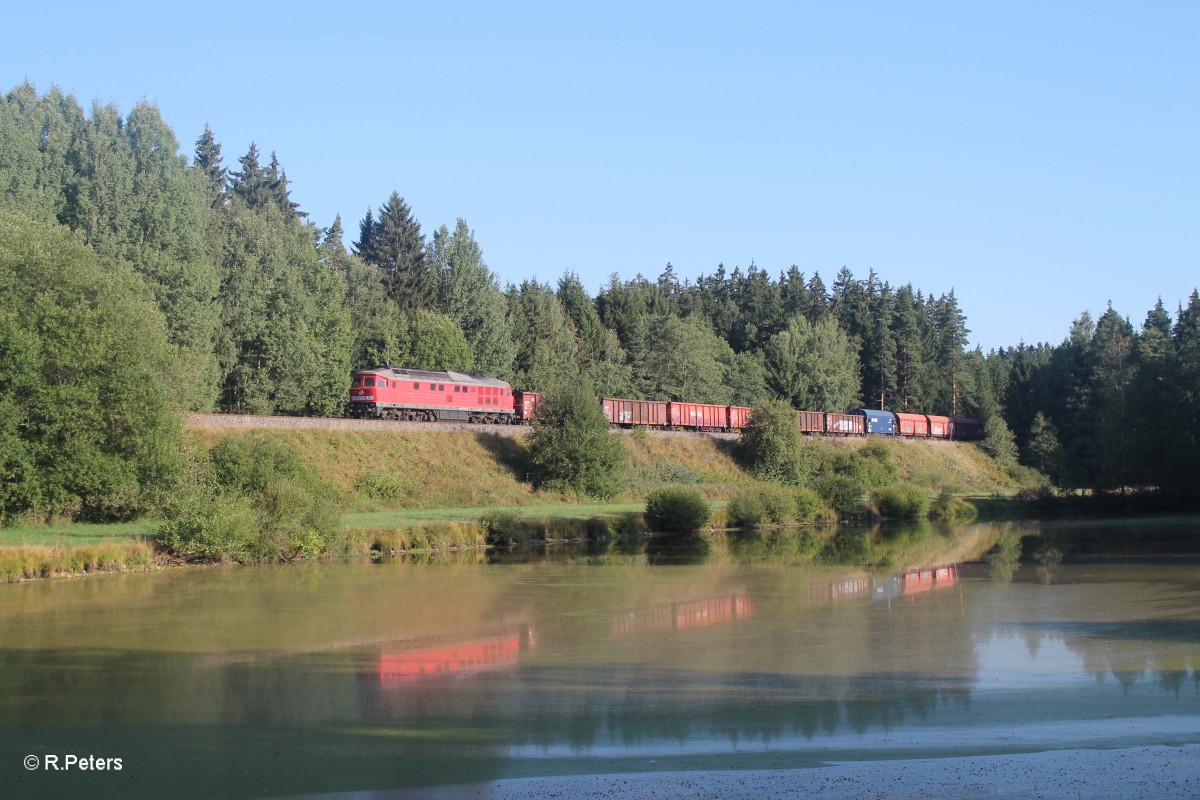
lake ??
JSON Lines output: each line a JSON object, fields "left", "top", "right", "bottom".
{"left": 3, "top": 519, "right": 1199, "bottom": 799}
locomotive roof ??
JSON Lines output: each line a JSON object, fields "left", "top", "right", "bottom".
{"left": 356, "top": 367, "right": 511, "bottom": 388}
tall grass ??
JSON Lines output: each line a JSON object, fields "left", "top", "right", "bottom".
{"left": 0, "top": 540, "right": 160, "bottom": 583}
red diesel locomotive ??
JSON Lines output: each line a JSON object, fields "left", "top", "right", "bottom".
{"left": 348, "top": 367, "right": 517, "bottom": 423}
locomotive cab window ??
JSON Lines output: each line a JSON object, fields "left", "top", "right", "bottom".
{"left": 352, "top": 377, "right": 362, "bottom": 387}
{"left": 379, "top": 379, "right": 388, "bottom": 388}
{"left": 365, "top": 377, "right": 375, "bottom": 387}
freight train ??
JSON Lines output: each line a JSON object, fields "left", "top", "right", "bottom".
{"left": 347, "top": 366, "right": 984, "bottom": 441}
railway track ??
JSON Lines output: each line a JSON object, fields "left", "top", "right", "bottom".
{"left": 183, "top": 412, "right": 738, "bottom": 439}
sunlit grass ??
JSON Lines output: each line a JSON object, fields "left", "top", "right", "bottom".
{"left": 0, "top": 520, "right": 156, "bottom": 547}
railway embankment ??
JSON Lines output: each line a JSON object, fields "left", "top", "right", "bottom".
{"left": 1, "top": 418, "right": 1025, "bottom": 582}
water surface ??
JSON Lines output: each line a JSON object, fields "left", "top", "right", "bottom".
{"left": 3, "top": 519, "right": 1198, "bottom": 798}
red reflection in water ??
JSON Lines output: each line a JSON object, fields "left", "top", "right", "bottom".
{"left": 612, "top": 591, "right": 753, "bottom": 637}
{"left": 379, "top": 626, "right": 536, "bottom": 686}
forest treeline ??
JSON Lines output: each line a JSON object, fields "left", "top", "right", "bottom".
{"left": 0, "top": 82, "right": 1197, "bottom": 520}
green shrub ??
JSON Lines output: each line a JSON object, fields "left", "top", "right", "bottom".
{"left": 355, "top": 471, "right": 407, "bottom": 502}
{"left": 871, "top": 484, "right": 930, "bottom": 520}
{"left": 157, "top": 438, "right": 342, "bottom": 563}
{"left": 738, "top": 400, "right": 801, "bottom": 483}
{"left": 794, "top": 487, "right": 822, "bottom": 521}
{"left": 528, "top": 383, "right": 627, "bottom": 499}
{"left": 727, "top": 491, "right": 766, "bottom": 527}
{"left": 157, "top": 490, "right": 260, "bottom": 563}
{"left": 759, "top": 484, "right": 798, "bottom": 523}
{"left": 209, "top": 435, "right": 316, "bottom": 495}
{"left": 644, "top": 487, "right": 711, "bottom": 533}
{"left": 852, "top": 441, "right": 899, "bottom": 488}
{"left": 480, "top": 510, "right": 522, "bottom": 545}
{"left": 813, "top": 475, "right": 866, "bottom": 519}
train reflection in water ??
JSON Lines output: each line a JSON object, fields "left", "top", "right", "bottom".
{"left": 378, "top": 625, "right": 537, "bottom": 687}
{"left": 612, "top": 591, "right": 754, "bottom": 638}
{"left": 873, "top": 565, "right": 958, "bottom": 602}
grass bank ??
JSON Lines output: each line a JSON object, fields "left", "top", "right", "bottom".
{"left": 1, "top": 427, "right": 1024, "bottom": 579}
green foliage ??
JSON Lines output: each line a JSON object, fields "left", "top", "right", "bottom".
{"left": 157, "top": 435, "right": 341, "bottom": 562}
{"left": 739, "top": 399, "right": 801, "bottom": 483}
{"left": 764, "top": 315, "right": 860, "bottom": 411}
{"left": 402, "top": 309, "right": 474, "bottom": 371}
{"left": 813, "top": 474, "right": 866, "bottom": 519}
{"left": 355, "top": 192, "right": 431, "bottom": 311}
{"left": 644, "top": 487, "right": 710, "bottom": 533}
{"left": 982, "top": 416, "right": 1019, "bottom": 466}
{"left": 630, "top": 315, "right": 735, "bottom": 403}
{"left": 528, "top": 383, "right": 627, "bottom": 499}
{"left": 0, "top": 209, "right": 183, "bottom": 523}
{"left": 429, "top": 220, "right": 517, "bottom": 379}
{"left": 870, "top": 484, "right": 930, "bottom": 520}
{"left": 508, "top": 280, "right": 582, "bottom": 392}
{"left": 728, "top": 483, "right": 798, "bottom": 526}
{"left": 726, "top": 491, "right": 766, "bottom": 527}
{"left": 794, "top": 486, "right": 823, "bottom": 521}
{"left": 355, "top": 471, "right": 407, "bottom": 502}
{"left": 833, "top": 441, "right": 899, "bottom": 488}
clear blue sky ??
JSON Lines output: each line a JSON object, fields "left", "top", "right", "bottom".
{"left": 5, "top": 1, "right": 1196, "bottom": 350}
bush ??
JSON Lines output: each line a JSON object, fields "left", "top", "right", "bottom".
{"left": 729, "top": 484, "right": 803, "bottom": 527}
{"left": 794, "top": 487, "right": 822, "bottom": 521}
{"left": 871, "top": 484, "right": 930, "bottom": 520}
{"left": 644, "top": 487, "right": 711, "bottom": 533}
{"left": 727, "top": 491, "right": 766, "bottom": 527}
{"left": 528, "top": 383, "right": 626, "bottom": 499}
{"left": 845, "top": 442, "right": 899, "bottom": 488}
{"left": 738, "top": 400, "right": 801, "bottom": 484}
{"left": 813, "top": 474, "right": 866, "bottom": 519}
{"left": 157, "top": 438, "right": 342, "bottom": 563}
{"left": 355, "top": 471, "right": 407, "bottom": 502}
{"left": 480, "top": 510, "right": 522, "bottom": 546}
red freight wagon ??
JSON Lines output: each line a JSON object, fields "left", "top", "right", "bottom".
{"left": 824, "top": 413, "right": 866, "bottom": 435}
{"left": 349, "top": 367, "right": 515, "bottom": 422}
{"left": 728, "top": 406, "right": 753, "bottom": 430}
{"left": 669, "top": 401, "right": 727, "bottom": 430}
{"left": 513, "top": 390, "right": 542, "bottom": 422}
{"left": 926, "top": 415, "right": 952, "bottom": 439}
{"left": 894, "top": 412, "right": 930, "bottom": 437}
{"left": 798, "top": 410, "right": 825, "bottom": 434}
{"left": 602, "top": 397, "right": 669, "bottom": 427}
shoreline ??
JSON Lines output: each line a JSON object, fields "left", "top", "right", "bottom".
{"left": 312, "top": 745, "right": 1200, "bottom": 800}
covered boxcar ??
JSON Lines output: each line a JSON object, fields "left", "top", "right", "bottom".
{"left": 798, "top": 410, "right": 825, "bottom": 434}
{"left": 824, "top": 413, "right": 866, "bottom": 436}
{"left": 602, "top": 397, "right": 669, "bottom": 427}
{"left": 926, "top": 414, "right": 952, "bottom": 439}
{"left": 349, "top": 367, "right": 515, "bottom": 422}
{"left": 894, "top": 412, "right": 930, "bottom": 437}
{"left": 669, "top": 401, "right": 727, "bottom": 430}
{"left": 852, "top": 409, "right": 897, "bottom": 435}
{"left": 728, "top": 405, "right": 753, "bottom": 430}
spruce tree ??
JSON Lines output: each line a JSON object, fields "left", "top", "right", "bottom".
{"left": 194, "top": 124, "right": 227, "bottom": 206}
{"left": 354, "top": 192, "right": 430, "bottom": 312}
{"left": 230, "top": 143, "right": 270, "bottom": 209}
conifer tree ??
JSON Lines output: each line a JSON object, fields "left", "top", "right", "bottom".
{"left": 427, "top": 219, "right": 516, "bottom": 378}
{"left": 230, "top": 143, "right": 270, "bottom": 209}
{"left": 194, "top": 124, "right": 227, "bottom": 206}
{"left": 355, "top": 192, "right": 430, "bottom": 311}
